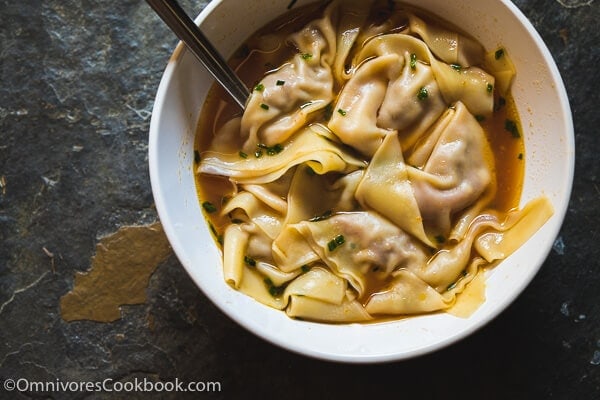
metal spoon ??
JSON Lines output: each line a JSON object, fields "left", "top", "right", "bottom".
{"left": 146, "top": 0, "right": 250, "bottom": 109}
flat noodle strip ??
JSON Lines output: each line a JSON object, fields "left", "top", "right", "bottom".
{"left": 199, "top": 125, "right": 365, "bottom": 184}
{"left": 222, "top": 224, "right": 250, "bottom": 288}
{"left": 475, "top": 197, "right": 554, "bottom": 262}
{"left": 286, "top": 296, "right": 372, "bottom": 322}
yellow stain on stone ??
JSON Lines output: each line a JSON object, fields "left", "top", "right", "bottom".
{"left": 60, "top": 221, "right": 172, "bottom": 322}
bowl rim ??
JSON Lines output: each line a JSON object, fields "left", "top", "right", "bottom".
{"left": 149, "top": 0, "right": 575, "bottom": 363}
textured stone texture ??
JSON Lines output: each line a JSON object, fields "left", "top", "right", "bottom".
{"left": 0, "top": 0, "right": 598, "bottom": 399}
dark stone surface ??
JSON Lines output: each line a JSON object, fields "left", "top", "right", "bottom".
{"left": 0, "top": 0, "right": 598, "bottom": 399}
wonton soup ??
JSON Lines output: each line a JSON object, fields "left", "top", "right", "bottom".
{"left": 194, "top": 0, "right": 553, "bottom": 323}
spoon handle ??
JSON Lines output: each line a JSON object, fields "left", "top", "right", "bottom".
{"left": 146, "top": 0, "right": 249, "bottom": 109}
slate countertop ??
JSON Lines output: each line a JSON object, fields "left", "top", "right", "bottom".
{"left": 0, "top": 0, "right": 598, "bottom": 399}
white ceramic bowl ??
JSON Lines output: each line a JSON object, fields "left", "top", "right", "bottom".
{"left": 149, "top": 0, "right": 574, "bottom": 363}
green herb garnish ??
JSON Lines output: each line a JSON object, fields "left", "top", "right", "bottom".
{"left": 239, "top": 151, "right": 248, "bottom": 159}
{"left": 254, "top": 83, "right": 265, "bottom": 91}
{"left": 244, "top": 256, "right": 256, "bottom": 267}
{"left": 417, "top": 87, "right": 429, "bottom": 100}
{"left": 257, "top": 143, "right": 283, "bottom": 155}
{"left": 327, "top": 234, "right": 345, "bottom": 252}
{"left": 301, "top": 53, "right": 313, "bottom": 60}
{"left": 268, "top": 144, "right": 283, "bottom": 155}
{"left": 451, "top": 63, "right": 462, "bottom": 72}
{"left": 202, "top": 201, "right": 217, "bottom": 213}
{"left": 337, "top": 108, "right": 347, "bottom": 116}
{"left": 486, "top": 83, "right": 494, "bottom": 93}
{"left": 505, "top": 119, "right": 521, "bottom": 138}
{"left": 260, "top": 103, "right": 269, "bottom": 110}
{"left": 276, "top": 80, "right": 285, "bottom": 86}
{"left": 410, "top": 53, "right": 417, "bottom": 69}
{"left": 301, "top": 265, "right": 310, "bottom": 273}
{"left": 264, "top": 278, "right": 284, "bottom": 297}
{"left": 495, "top": 48, "right": 505, "bottom": 60}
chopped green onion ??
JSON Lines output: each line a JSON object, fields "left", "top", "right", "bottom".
{"left": 202, "top": 201, "right": 217, "bottom": 213}
{"left": 301, "top": 265, "right": 310, "bottom": 273}
{"left": 254, "top": 149, "right": 263, "bottom": 158}
{"left": 264, "top": 278, "right": 284, "bottom": 297}
{"left": 268, "top": 144, "right": 283, "bottom": 155}
{"left": 254, "top": 83, "right": 264, "bottom": 91}
{"left": 417, "top": 87, "right": 429, "bottom": 100}
{"left": 337, "top": 108, "right": 347, "bottom": 116}
{"left": 276, "top": 80, "right": 285, "bottom": 86}
{"left": 487, "top": 83, "right": 493, "bottom": 93}
{"left": 301, "top": 53, "right": 313, "bottom": 60}
{"left": 244, "top": 256, "right": 256, "bottom": 267}
{"left": 410, "top": 53, "right": 417, "bottom": 69}
{"left": 257, "top": 143, "right": 283, "bottom": 155}
{"left": 495, "top": 48, "right": 505, "bottom": 60}
{"left": 451, "top": 63, "right": 462, "bottom": 72}
{"left": 505, "top": 119, "right": 521, "bottom": 138}
{"left": 239, "top": 151, "right": 248, "bottom": 159}
{"left": 260, "top": 103, "right": 269, "bottom": 110}
{"left": 327, "top": 234, "right": 345, "bottom": 251}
